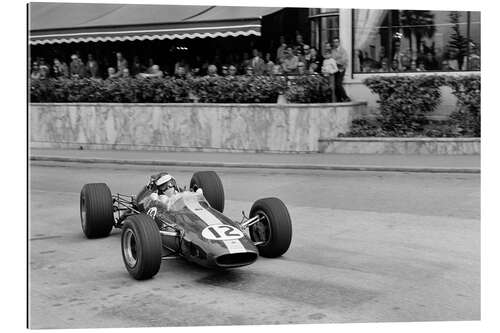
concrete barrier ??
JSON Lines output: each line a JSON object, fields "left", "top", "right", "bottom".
{"left": 30, "top": 102, "right": 366, "bottom": 152}
{"left": 318, "top": 137, "right": 480, "bottom": 155}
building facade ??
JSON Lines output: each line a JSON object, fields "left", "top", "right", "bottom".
{"left": 30, "top": 4, "right": 480, "bottom": 115}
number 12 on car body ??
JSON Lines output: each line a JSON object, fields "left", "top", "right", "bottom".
{"left": 201, "top": 225, "right": 244, "bottom": 240}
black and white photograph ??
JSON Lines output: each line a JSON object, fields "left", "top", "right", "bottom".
{"left": 21, "top": 0, "right": 488, "bottom": 330}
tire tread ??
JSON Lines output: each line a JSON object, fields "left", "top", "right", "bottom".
{"left": 80, "top": 183, "right": 114, "bottom": 238}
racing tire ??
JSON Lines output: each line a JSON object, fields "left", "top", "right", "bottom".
{"left": 80, "top": 183, "right": 114, "bottom": 239}
{"left": 190, "top": 171, "right": 225, "bottom": 213}
{"left": 121, "top": 214, "right": 162, "bottom": 280}
{"left": 249, "top": 197, "right": 292, "bottom": 258}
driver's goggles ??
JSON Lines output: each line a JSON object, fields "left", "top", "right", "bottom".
{"left": 164, "top": 180, "right": 176, "bottom": 188}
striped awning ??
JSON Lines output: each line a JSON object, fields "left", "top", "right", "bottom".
{"left": 29, "top": 3, "right": 282, "bottom": 45}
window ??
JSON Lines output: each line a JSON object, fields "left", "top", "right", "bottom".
{"left": 309, "top": 9, "right": 339, "bottom": 53}
{"left": 352, "top": 9, "right": 481, "bottom": 73}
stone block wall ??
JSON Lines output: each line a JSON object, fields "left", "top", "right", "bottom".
{"left": 30, "top": 102, "right": 366, "bottom": 152}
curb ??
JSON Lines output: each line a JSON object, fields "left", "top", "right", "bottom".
{"left": 30, "top": 156, "right": 480, "bottom": 174}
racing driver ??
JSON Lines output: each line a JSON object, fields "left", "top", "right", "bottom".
{"left": 140, "top": 172, "right": 204, "bottom": 212}
{"left": 149, "top": 172, "right": 179, "bottom": 206}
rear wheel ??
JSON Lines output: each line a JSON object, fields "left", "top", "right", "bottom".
{"left": 249, "top": 197, "right": 292, "bottom": 258}
{"left": 80, "top": 183, "right": 114, "bottom": 238}
{"left": 190, "top": 171, "right": 225, "bottom": 212}
{"left": 121, "top": 214, "right": 162, "bottom": 280}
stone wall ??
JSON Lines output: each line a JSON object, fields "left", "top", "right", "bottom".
{"left": 30, "top": 102, "right": 366, "bottom": 152}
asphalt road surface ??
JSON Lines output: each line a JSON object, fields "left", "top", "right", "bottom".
{"left": 29, "top": 162, "right": 480, "bottom": 328}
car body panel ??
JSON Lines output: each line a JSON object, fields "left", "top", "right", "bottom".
{"left": 138, "top": 190, "right": 258, "bottom": 268}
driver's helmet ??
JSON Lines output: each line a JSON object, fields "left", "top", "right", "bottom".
{"left": 155, "top": 173, "right": 177, "bottom": 196}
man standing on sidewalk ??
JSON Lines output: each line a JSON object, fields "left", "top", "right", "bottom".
{"left": 331, "top": 38, "right": 351, "bottom": 102}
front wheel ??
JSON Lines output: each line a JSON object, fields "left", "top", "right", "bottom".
{"left": 121, "top": 214, "right": 162, "bottom": 280}
{"left": 190, "top": 171, "right": 225, "bottom": 213}
{"left": 249, "top": 197, "right": 292, "bottom": 258}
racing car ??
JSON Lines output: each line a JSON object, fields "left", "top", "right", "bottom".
{"left": 79, "top": 171, "right": 292, "bottom": 280}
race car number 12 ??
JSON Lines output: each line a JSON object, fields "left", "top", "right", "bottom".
{"left": 201, "top": 225, "right": 244, "bottom": 240}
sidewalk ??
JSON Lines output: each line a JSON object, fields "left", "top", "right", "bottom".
{"left": 30, "top": 148, "right": 480, "bottom": 174}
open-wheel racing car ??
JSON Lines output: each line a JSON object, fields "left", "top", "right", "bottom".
{"left": 79, "top": 171, "right": 292, "bottom": 280}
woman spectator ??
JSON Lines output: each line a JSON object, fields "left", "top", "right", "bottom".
{"left": 240, "top": 52, "right": 251, "bottom": 74}
{"left": 302, "top": 45, "right": 311, "bottom": 65}
{"left": 139, "top": 65, "right": 164, "bottom": 78}
{"left": 322, "top": 42, "right": 332, "bottom": 58}
{"left": 38, "top": 58, "right": 50, "bottom": 79}
{"left": 244, "top": 66, "right": 254, "bottom": 76}
{"left": 116, "top": 52, "right": 128, "bottom": 76}
{"left": 400, "top": 55, "right": 412, "bottom": 71}
{"left": 250, "top": 49, "right": 266, "bottom": 75}
{"left": 53, "top": 58, "right": 69, "bottom": 78}
{"left": 390, "top": 59, "right": 400, "bottom": 72}
{"left": 271, "top": 64, "right": 283, "bottom": 76}
{"left": 122, "top": 68, "right": 131, "bottom": 78}
{"left": 276, "top": 36, "right": 287, "bottom": 63}
{"left": 206, "top": 64, "right": 219, "bottom": 77}
{"left": 296, "top": 49, "right": 305, "bottom": 64}
{"left": 174, "top": 66, "right": 189, "bottom": 79}
{"left": 422, "top": 51, "right": 439, "bottom": 71}
{"left": 130, "top": 56, "right": 145, "bottom": 76}
{"left": 378, "top": 58, "right": 390, "bottom": 72}
{"left": 70, "top": 54, "right": 86, "bottom": 78}
{"left": 86, "top": 54, "right": 99, "bottom": 78}
{"left": 174, "top": 58, "right": 189, "bottom": 76}
{"left": 297, "top": 62, "right": 306, "bottom": 75}
{"left": 447, "top": 49, "right": 460, "bottom": 71}
{"left": 281, "top": 47, "right": 299, "bottom": 74}
{"left": 415, "top": 60, "right": 426, "bottom": 72}
{"left": 228, "top": 65, "right": 238, "bottom": 77}
{"left": 264, "top": 53, "right": 274, "bottom": 75}
{"left": 106, "top": 67, "right": 119, "bottom": 79}
{"left": 31, "top": 62, "right": 41, "bottom": 80}
{"left": 145, "top": 58, "right": 155, "bottom": 74}
{"left": 308, "top": 62, "right": 320, "bottom": 74}
{"left": 307, "top": 47, "right": 322, "bottom": 73}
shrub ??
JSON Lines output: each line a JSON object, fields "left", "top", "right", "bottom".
{"left": 342, "top": 118, "right": 466, "bottom": 138}
{"left": 285, "top": 75, "right": 331, "bottom": 103}
{"left": 187, "top": 76, "right": 287, "bottom": 103}
{"left": 446, "top": 75, "right": 480, "bottom": 136}
{"left": 29, "top": 76, "right": 292, "bottom": 104}
{"left": 363, "top": 75, "right": 445, "bottom": 136}
{"left": 342, "top": 75, "right": 480, "bottom": 137}
{"left": 134, "top": 77, "right": 191, "bottom": 103}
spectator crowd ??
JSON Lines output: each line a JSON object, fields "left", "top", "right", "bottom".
{"left": 30, "top": 33, "right": 351, "bottom": 102}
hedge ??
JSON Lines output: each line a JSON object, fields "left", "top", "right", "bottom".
{"left": 447, "top": 75, "right": 481, "bottom": 136}
{"left": 30, "top": 75, "right": 332, "bottom": 104}
{"left": 341, "top": 75, "right": 480, "bottom": 137}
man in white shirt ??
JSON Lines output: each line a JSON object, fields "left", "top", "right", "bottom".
{"left": 331, "top": 38, "right": 350, "bottom": 102}
{"left": 321, "top": 51, "right": 339, "bottom": 102}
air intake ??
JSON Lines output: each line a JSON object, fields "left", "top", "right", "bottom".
{"left": 215, "top": 252, "right": 258, "bottom": 268}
